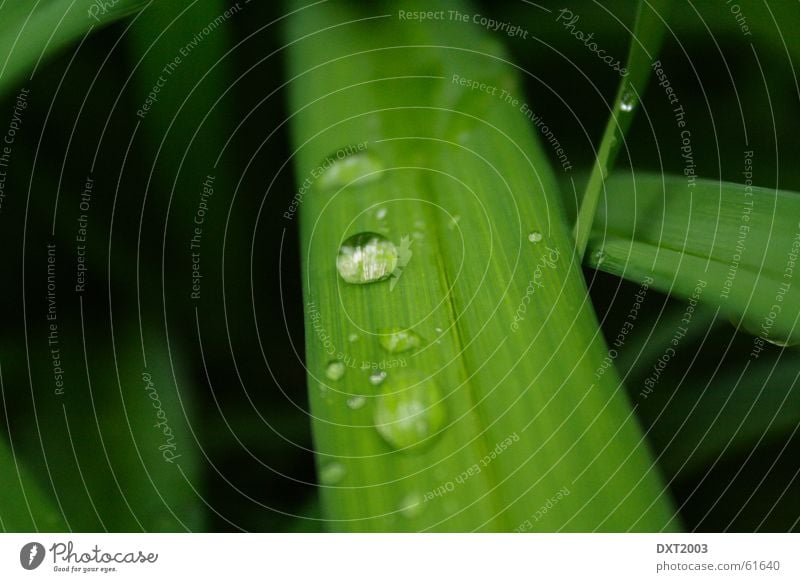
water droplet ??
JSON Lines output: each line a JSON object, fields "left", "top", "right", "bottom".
{"left": 448, "top": 215, "right": 461, "bottom": 231}
{"left": 373, "top": 371, "right": 447, "bottom": 450}
{"left": 347, "top": 395, "right": 366, "bottom": 410}
{"left": 325, "top": 360, "right": 346, "bottom": 381}
{"left": 319, "top": 462, "right": 346, "bottom": 485}
{"left": 766, "top": 338, "right": 796, "bottom": 348}
{"left": 336, "top": 232, "right": 398, "bottom": 284}
{"left": 729, "top": 316, "right": 796, "bottom": 348}
{"left": 399, "top": 491, "right": 424, "bottom": 519}
{"left": 348, "top": 333, "right": 360, "bottom": 343}
{"left": 593, "top": 249, "right": 607, "bottom": 266}
{"left": 375, "top": 207, "right": 387, "bottom": 220}
{"left": 435, "top": 327, "right": 443, "bottom": 333}
{"left": 379, "top": 328, "right": 423, "bottom": 353}
{"left": 316, "top": 150, "right": 384, "bottom": 191}
{"left": 369, "top": 371, "right": 387, "bottom": 386}
{"left": 527, "top": 231, "right": 543, "bottom": 243}
{"left": 619, "top": 90, "right": 636, "bottom": 113}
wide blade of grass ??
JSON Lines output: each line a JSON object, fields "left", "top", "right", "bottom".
{"left": 0, "top": 0, "right": 150, "bottom": 96}
{"left": 588, "top": 172, "right": 800, "bottom": 347}
{"left": 286, "top": 0, "right": 675, "bottom": 532}
{"left": 573, "top": 0, "right": 670, "bottom": 258}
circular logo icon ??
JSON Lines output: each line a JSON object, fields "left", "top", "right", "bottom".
{"left": 20, "top": 542, "right": 45, "bottom": 570}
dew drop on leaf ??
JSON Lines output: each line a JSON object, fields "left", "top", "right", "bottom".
{"left": 369, "top": 371, "right": 387, "bottom": 386}
{"left": 593, "top": 249, "right": 607, "bottom": 266}
{"left": 319, "top": 462, "right": 346, "bottom": 485}
{"left": 379, "top": 328, "right": 423, "bottom": 353}
{"left": 316, "top": 149, "right": 384, "bottom": 191}
{"left": 325, "top": 360, "right": 346, "bottom": 381}
{"left": 336, "top": 232, "right": 399, "bottom": 284}
{"left": 346, "top": 395, "right": 366, "bottom": 410}
{"left": 619, "top": 90, "right": 636, "bottom": 112}
{"left": 527, "top": 231, "right": 543, "bottom": 243}
{"left": 399, "top": 491, "right": 424, "bottom": 519}
{"left": 373, "top": 371, "right": 447, "bottom": 450}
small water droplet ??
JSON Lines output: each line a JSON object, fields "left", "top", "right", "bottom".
{"left": 347, "top": 395, "right": 366, "bottom": 410}
{"left": 375, "top": 207, "right": 387, "bottom": 220}
{"left": 730, "top": 316, "right": 796, "bottom": 348}
{"left": 399, "top": 491, "right": 424, "bottom": 519}
{"left": 435, "top": 327, "right": 443, "bottom": 333}
{"left": 593, "top": 249, "right": 607, "bottom": 266}
{"left": 379, "top": 328, "right": 423, "bottom": 353}
{"left": 448, "top": 215, "right": 461, "bottom": 231}
{"left": 337, "top": 232, "right": 398, "bottom": 284}
{"left": 316, "top": 149, "right": 384, "bottom": 191}
{"left": 325, "top": 360, "right": 346, "bottom": 381}
{"left": 369, "top": 371, "right": 387, "bottom": 386}
{"left": 373, "top": 371, "right": 447, "bottom": 450}
{"left": 619, "top": 90, "right": 636, "bottom": 113}
{"left": 766, "top": 338, "right": 796, "bottom": 348}
{"left": 527, "top": 231, "right": 543, "bottom": 243}
{"left": 319, "top": 462, "right": 346, "bottom": 485}
{"left": 348, "top": 332, "right": 360, "bottom": 343}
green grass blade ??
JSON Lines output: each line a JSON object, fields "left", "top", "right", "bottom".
{"left": 588, "top": 172, "right": 800, "bottom": 347}
{"left": 0, "top": 0, "right": 150, "bottom": 96}
{"left": 573, "top": 0, "right": 670, "bottom": 258}
{"left": 286, "top": 0, "right": 675, "bottom": 532}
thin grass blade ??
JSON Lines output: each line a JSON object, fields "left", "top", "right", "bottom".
{"left": 573, "top": 0, "right": 670, "bottom": 257}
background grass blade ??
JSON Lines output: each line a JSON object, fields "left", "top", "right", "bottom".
{"left": 3, "top": 330, "right": 203, "bottom": 531}
{"left": 587, "top": 172, "right": 800, "bottom": 347}
{"left": 641, "top": 349, "right": 800, "bottom": 480}
{"left": 573, "top": 0, "right": 670, "bottom": 258}
{"left": 0, "top": 422, "right": 67, "bottom": 531}
{"left": 0, "top": 0, "right": 150, "bottom": 97}
{"left": 286, "top": 0, "right": 675, "bottom": 532}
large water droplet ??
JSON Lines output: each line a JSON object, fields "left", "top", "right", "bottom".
{"left": 399, "top": 491, "right": 424, "bottom": 519}
{"left": 527, "top": 231, "right": 543, "bottom": 243}
{"left": 373, "top": 371, "right": 447, "bottom": 450}
{"left": 325, "top": 360, "right": 346, "bottom": 381}
{"left": 336, "top": 232, "right": 398, "bottom": 284}
{"left": 379, "top": 328, "right": 423, "bottom": 353}
{"left": 319, "top": 462, "right": 346, "bottom": 485}
{"left": 316, "top": 150, "right": 384, "bottom": 191}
